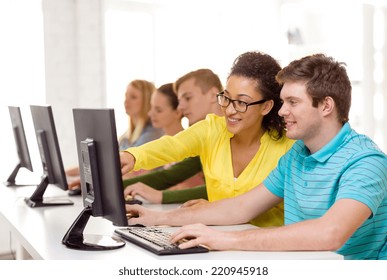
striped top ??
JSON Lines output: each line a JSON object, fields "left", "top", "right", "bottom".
{"left": 264, "top": 123, "right": 387, "bottom": 260}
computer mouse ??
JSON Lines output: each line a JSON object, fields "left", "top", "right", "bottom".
{"left": 68, "top": 187, "right": 82, "bottom": 196}
{"left": 125, "top": 198, "right": 143, "bottom": 205}
{"left": 125, "top": 194, "right": 143, "bottom": 205}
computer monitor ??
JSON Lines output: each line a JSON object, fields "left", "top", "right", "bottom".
{"left": 62, "top": 108, "right": 127, "bottom": 250}
{"left": 26, "top": 105, "right": 73, "bottom": 207}
{"left": 4, "top": 106, "right": 34, "bottom": 186}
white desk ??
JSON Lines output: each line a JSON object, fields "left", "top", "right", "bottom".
{"left": 0, "top": 183, "right": 343, "bottom": 260}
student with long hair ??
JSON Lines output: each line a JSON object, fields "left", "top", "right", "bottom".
{"left": 118, "top": 79, "right": 163, "bottom": 150}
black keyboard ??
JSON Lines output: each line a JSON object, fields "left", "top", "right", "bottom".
{"left": 114, "top": 227, "right": 209, "bottom": 255}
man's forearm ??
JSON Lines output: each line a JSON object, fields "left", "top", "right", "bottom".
{"left": 159, "top": 197, "right": 245, "bottom": 226}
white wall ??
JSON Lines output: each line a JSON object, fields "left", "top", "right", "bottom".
{"left": 104, "top": 0, "right": 285, "bottom": 137}
{"left": 0, "top": 0, "right": 45, "bottom": 255}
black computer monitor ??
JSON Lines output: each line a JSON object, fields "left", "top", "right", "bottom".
{"left": 4, "top": 106, "right": 34, "bottom": 186}
{"left": 26, "top": 105, "right": 73, "bottom": 207}
{"left": 62, "top": 108, "right": 127, "bottom": 250}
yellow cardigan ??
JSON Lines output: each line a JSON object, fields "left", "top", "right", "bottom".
{"left": 127, "top": 114, "right": 295, "bottom": 227}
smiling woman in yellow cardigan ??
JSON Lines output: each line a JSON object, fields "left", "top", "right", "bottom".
{"left": 121, "top": 51, "right": 295, "bottom": 227}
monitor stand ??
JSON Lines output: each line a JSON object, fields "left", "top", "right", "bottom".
{"left": 62, "top": 207, "right": 125, "bottom": 250}
{"left": 4, "top": 163, "right": 35, "bottom": 187}
{"left": 24, "top": 174, "right": 74, "bottom": 207}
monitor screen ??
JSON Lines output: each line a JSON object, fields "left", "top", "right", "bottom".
{"left": 62, "top": 108, "right": 127, "bottom": 250}
{"left": 26, "top": 105, "right": 73, "bottom": 207}
{"left": 4, "top": 106, "right": 34, "bottom": 186}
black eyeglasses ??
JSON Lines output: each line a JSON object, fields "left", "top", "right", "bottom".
{"left": 216, "top": 92, "right": 267, "bottom": 113}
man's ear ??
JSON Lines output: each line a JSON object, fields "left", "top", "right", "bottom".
{"left": 321, "top": 96, "right": 335, "bottom": 117}
{"left": 207, "top": 86, "right": 221, "bottom": 104}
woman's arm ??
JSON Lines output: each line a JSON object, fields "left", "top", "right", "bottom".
{"left": 126, "top": 120, "right": 209, "bottom": 172}
{"left": 122, "top": 157, "right": 202, "bottom": 190}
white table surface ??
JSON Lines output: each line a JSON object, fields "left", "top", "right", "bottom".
{"left": 0, "top": 180, "right": 343, "bottom": 260}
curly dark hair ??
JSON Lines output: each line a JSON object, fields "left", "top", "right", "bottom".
{"left": 228, "top": 51, "right": 284, "bottom": 139}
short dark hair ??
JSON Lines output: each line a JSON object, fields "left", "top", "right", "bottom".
{"left": 276, "top": 53, "right": 352, "bottom": 124}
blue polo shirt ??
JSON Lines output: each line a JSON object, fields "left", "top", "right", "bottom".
{"left": 264, "top": 123, "right": 387, "bottom": 260}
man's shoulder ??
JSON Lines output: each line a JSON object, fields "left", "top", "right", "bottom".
{"left": 341, "top": 129, "right": 386, "bottom": 159}
{"left": 323, "top": 129, "right": 386, "bottom": 175}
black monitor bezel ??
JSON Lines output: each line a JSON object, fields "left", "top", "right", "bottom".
{"left": 62, "top": 108, "right": 127, "bottom": 250}
{"left": 4, "top": 106, "right": 34, "bottom": 186}
{"left": 75, "top": 108, "right": 127, "bottom": 226}
{"left": 26, "top": 105, "right": 72, "bottom": 207}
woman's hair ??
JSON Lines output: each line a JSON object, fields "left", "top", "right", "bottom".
{"left": 228, "top": 51, "right": 284, "bottom": 139}
{"left": 120, "top": 79, "right": 156, "bottom": 144}
{"left": 276, "top": 53, "right": 351, "bottom": 124}
{"left": 157, "top": 83, "right": 179, "bottom": 110}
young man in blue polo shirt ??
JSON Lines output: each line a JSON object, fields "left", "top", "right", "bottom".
{"left": 125, "top": 54, "right": 387, "bottom": 260}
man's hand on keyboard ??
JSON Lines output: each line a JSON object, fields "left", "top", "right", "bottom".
{"left": 170, "top": 223, "right": 234, "bottom": 251}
